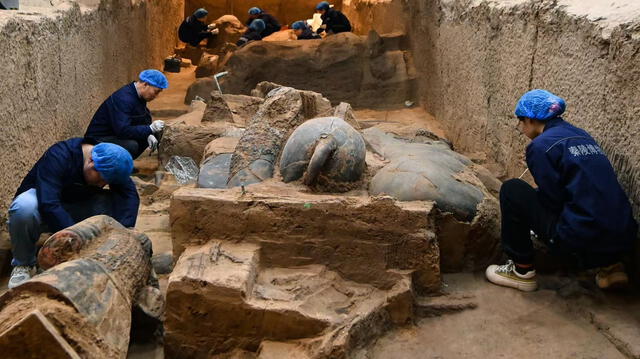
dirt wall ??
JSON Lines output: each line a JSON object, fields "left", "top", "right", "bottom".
{"left": 341, "top": 0, "right": 406, "bottom": 35}
{"left": 0, "top": 0, "right": 184, "bottom": 225}
{"left": 408, "top": 0, "right": 640, "bottom": 217}
{"left": 184, "top": 0, "right": 343, "bottom": 28}
{"left": 221, "top": 33, "right": 416, "bottom": 108}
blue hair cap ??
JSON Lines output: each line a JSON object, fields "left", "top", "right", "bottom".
{"left": 515, "top": 89, "right": 566, "bottom": 121}
{"left": 248, "top": 7, "right": 262, "bottom": 15}
{"left": 292, "top": 21, "right": 307, "bottom": 30}
{"left": 316, "top": 1, "right": 330, "bottom": 11}
{"left": 92, "top": 143, "right": 133, "bottom": 184}
{"left": 139, "top": 69, "right": 168, "bottom": 89}
{"left": 249, "top": 19, "right": 266, "bottom": 33}
{"left": 194, "top": 8, "right": 208, "bottom": 18}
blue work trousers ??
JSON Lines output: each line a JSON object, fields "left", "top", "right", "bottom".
{"left": 500, "top": 178, "right": 622, "bottom": 269}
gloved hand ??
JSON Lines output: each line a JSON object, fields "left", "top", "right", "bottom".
{"left": 211, "top": 28, "right": 220, "bottom": 35}
{"left": 150, "top": 120, "right": 164, "bottom": 133}
{"left": 147, "top": 134, "right": 159, "bottom": 153}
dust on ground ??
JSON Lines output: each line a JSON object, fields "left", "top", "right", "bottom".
{"left": 361, "top": 272, "right": 640, "bottom": 359}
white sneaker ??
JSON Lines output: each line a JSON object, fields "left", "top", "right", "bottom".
{"left": 8, "top": 266, "right": 36, "bottom": 289}
{"left": 485, "top": 260, "right": 537, "bottom": 292}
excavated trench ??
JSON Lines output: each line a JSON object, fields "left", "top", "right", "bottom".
{"left": 136, "top": 72, "right": 502, "bottom": 358}
{"left": 1, "top": 0, "right": 640, "bottom": 358}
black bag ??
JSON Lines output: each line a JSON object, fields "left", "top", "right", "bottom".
{"left": 164, "top": 56, "right": 181, "bottom": 73}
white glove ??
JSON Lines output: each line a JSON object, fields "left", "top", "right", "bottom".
{"left": 211, "top": 28, "right": 220, "bottom": 35}
{"left": 150, "top": 120, "right": 164, "bottom": 133}
{"left": 147, "top": 134, "right": 159, "bottom": 153}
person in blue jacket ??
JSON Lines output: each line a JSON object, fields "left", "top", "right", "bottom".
{"left": 315, "top": 1, "right": 351, "bottom": 35}
{"left": 8, "top": 139, "right": 139, "bottom": 289}
{"left": 236, "top": 19, "right": 265, "bottom": 47}
{"left": 178, "top": 8, "right": 218, "bottom": 47}
{"left": 486, "top": 89, "right": 637, "bottom": 291}
{"left": 85, "top": 69, "right": 168, "bottom": 159}
{"left": 246, "top": 7, "right": 280, "bottom": 38}
{"left": 292, "top": 21, "right": 321, "bottom": 40}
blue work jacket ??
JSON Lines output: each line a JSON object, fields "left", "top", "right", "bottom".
{"left": 527, "top": 118, "right": 637, "bottom": 254}
{"left": 15, "top": 138, "right": 139, "bottom": 232}
{"left": 85, "top": 83, "right": 153, "bottom": 142}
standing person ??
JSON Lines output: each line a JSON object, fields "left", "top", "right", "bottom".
{"left": 315, "top": 1, "right": 351, "bottom": 36}
{"left": 178, "top": 8, "right": 218, "bottom": 47}
{"left": 292, "top": 21, "right": 321, "bottom": 40}
{"left": 7, "top": 139, "right": 138, "bottom": 288}
{"left": 84, "top": 69, "right": 168, "bottom": 159}
{"left": 236, "top": 19, "right": 265, "bottom": 47}
{"left": 246, "top": 7, "right": 281, "bottom": 38}
{"left": 485, "top": 89, "right": 637, "bottom": 291}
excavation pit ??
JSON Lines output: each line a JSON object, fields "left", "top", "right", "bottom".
{"left": 165, "top": 171, "right": 499, "bottom": 357}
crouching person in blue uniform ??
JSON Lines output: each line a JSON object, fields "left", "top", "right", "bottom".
{"left": 8, "top": 139, "right": 139, "bottom": 289}
{"left": 292, "top": 21, "right": 321, "bottom": 40}
{"left": 178, "top": 8, "right": 218, "bottom": 47}
{"left": 237, "top": 19, "right": 266, "bottom": 47}
{"left": 315, "top": 1, "right": 351, "bottom": 36}
{"left": 85, "top": 69, "right": 168, "bottom": 159}
{"left": 486, "top": 89, "right": 637, "bottom": 291}
{"left": 246, "top": 7, "right": 281, "bottom": 38}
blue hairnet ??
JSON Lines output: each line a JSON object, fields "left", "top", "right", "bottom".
{"left": 92, "top": 143, "right": 133, "bottom": 184}
{"left": 292, "top": 21, "right": 307, "bottom": 30}
{"left": 193, "top": 8, "right": 208, "bottom": 18}
{"left": 316, "top": 1, "right": 330, "bottom": 11}
{"left": 248, "top": 7, "right": 262, "bottom": 15}
{"left": 515, "top": 89, "right": 566, "bottom": 121}
{"left": 139, "top": 69, "right": 168, "bottom": 89}
{"left": 249, "top": 19, "right": 266, "bottom": 33}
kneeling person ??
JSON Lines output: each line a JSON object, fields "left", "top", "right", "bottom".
{"left": 8, "top": 139, "right": 139, "bottom": 289}
{"left": 85, "top": 69, "right": 168, "bottom": 159}
{"left": 237, "top": 19, "right": 265, "bottom": 47}
{"left": 246, "top": 7, "right": 281, "bottom": 38}
{"left": 315, "top": 1, "right": 351, "bottom": 35}
{"left": 178, "top": 8, "right": 218, "bottom": 47}
{"left": 486, "top": 90, "right": 637, "bottom": 292}
{"left": 292, "top": 21, "right": 320, "bottom": 40}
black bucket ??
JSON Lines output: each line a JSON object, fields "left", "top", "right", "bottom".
{"left": 164, "top": 57, "right": 181, "bottom": 73}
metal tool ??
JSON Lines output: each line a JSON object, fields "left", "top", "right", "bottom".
{"left": 214, "top": 71, "right": 228, "bottom": 94}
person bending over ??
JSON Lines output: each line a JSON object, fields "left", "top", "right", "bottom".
{"left": 292, "top": 21, "right": 321, "bottom": 40}
{"left": 237, "top": 19, "right": 265, "bottom": 47}
{"left": 8, "top": 140, "right": 138, "bottom": 288}
{"left": 486, "top": 89, "right": 637, "bottom": 292}
{"left": 246, "top": 7, "right": 280, "bottom": 38}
